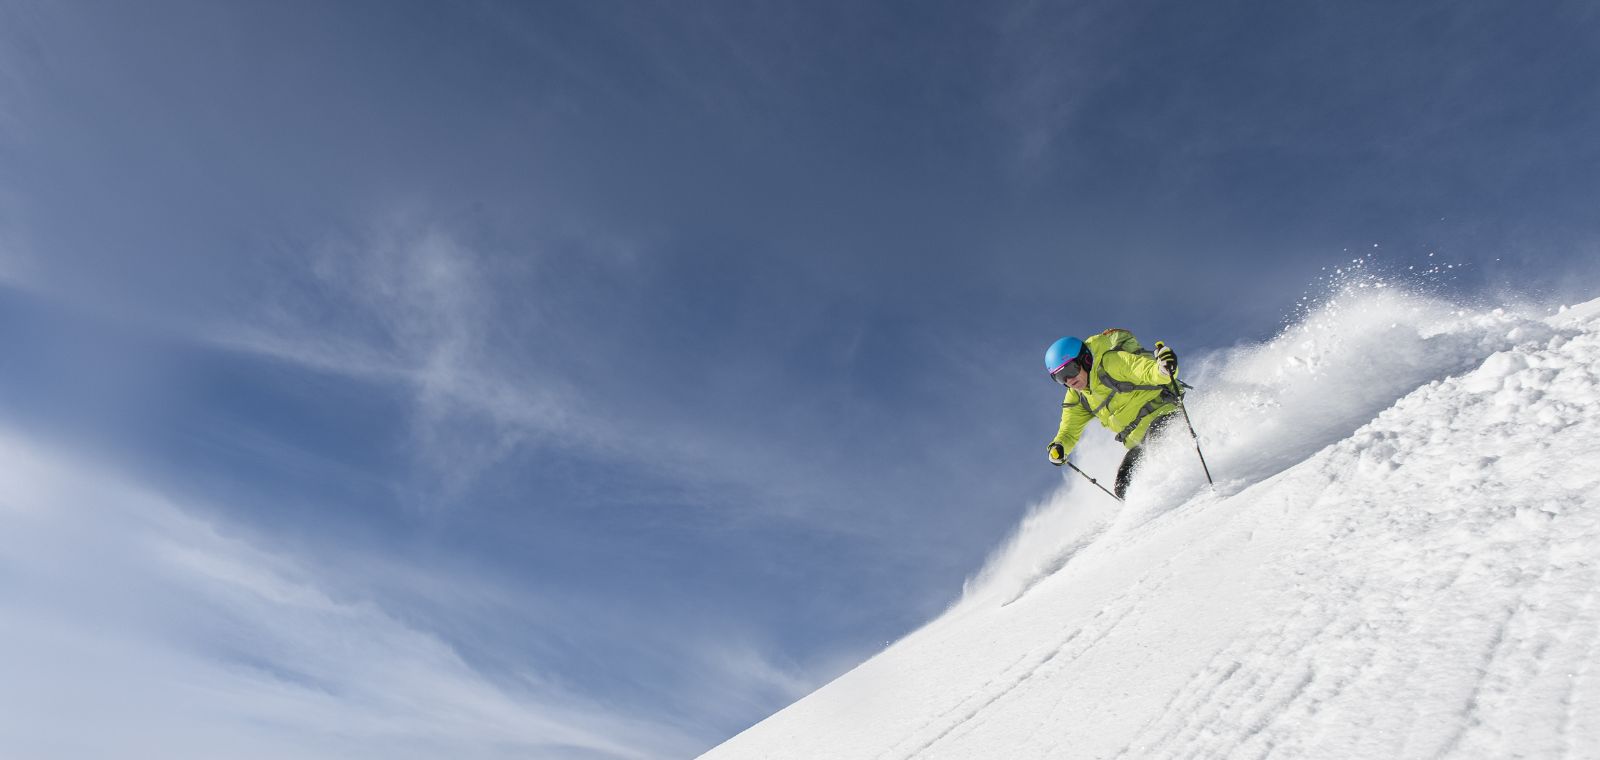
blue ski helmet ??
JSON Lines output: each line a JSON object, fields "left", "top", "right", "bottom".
{"left": 1045, "top": 336, "right": 1086, "bottom": 374}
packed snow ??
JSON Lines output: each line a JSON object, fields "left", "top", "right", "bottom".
{"left": 702, "top": 288, "right": 1600, "bottom": 759}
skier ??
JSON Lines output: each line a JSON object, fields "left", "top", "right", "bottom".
{"left": 1044, "top": 330, "right": 1181, "bottom": 499}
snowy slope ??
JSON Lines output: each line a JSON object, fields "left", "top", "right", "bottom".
{"left": 702, "top": 291, "right": 1600, "bottom": 760}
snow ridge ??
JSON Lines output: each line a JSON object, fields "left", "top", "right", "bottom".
{"left": 702, "top": 291, "right": 1600, "bottom": 760}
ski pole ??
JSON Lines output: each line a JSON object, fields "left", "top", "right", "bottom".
{"left": 1170, "top": 381, "right": 1214, "bottom": 485}
{"left": 1067, "top": 461, "right": 1123, "bottom": 503}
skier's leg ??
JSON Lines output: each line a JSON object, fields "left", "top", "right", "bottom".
{"left": 1115, "top": 445, "right": 1144, "bottom": 500}
{"left": 1114, "top": 412, "right": 1179, "bottom": 499}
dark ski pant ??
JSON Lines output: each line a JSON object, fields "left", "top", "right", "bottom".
{"left": 1114, "top": 412, "right": 1178, "bottom": 500}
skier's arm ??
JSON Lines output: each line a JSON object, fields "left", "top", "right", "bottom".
{"left": 1053, "top": 393, "right": 1094, "bottom": 455}
{"left": 1101, "top": 349, "right": 1175, "bottom": 388}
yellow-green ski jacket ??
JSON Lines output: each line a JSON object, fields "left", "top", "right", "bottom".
{"left": 1053, "top": 332, "right": 1180, "bottom": 454}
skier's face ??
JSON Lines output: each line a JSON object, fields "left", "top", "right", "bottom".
{"left": 1064, "top": 370, "right": 1089, "bottom": 391}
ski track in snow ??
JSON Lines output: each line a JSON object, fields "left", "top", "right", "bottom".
{"left": 703, "top": 293, "right": 1600, "bottom": 760}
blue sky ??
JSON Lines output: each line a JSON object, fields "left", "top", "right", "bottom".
{"left": 2, "top": 1, "right": 1598, "bottom": 757}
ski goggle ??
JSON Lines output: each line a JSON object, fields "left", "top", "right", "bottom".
{"left": 1049, "top": 360, "right": 1083, "bottom": 386}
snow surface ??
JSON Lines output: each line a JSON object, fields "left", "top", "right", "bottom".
{"left": 703, "top": 289, "right": 1600, "bottom": 760}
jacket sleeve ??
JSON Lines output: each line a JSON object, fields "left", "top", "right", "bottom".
{"left": 1100, "top": 348, "right": 1174, "bottom": 388}
{"left": 1053, "top": 392, "right": 1094, "bottom": 454}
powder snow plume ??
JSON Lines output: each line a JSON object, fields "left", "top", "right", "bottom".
{"left": 968, "top": 270, "right": 1569, "bottom": 607}
{"left": 702, "top": 282, "right": 1600, "bottom": 759}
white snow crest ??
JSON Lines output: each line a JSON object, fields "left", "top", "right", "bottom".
{"left": 703, "top": 292, "right": 1600, "bottom": 760}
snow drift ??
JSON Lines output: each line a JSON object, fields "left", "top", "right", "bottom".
{"left": 702, "top": 286, "right": 1600, "bottom": 759}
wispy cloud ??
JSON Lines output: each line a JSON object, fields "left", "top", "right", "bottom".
{"left": 0, "top": 429, "right": 702, "bottom": 759}
{"left": 193, "top": 213, "right": 892, "bottom": 534}
{"left": 203, "top": 215, "right": 593, "bottom": 501}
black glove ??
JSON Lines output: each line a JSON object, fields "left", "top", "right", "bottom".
{"left": 1047, "top": 442, "right": 1066, "bottom": 466}
{"left": 1154, "top": 341, "right": 1178, "bottom": 378}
